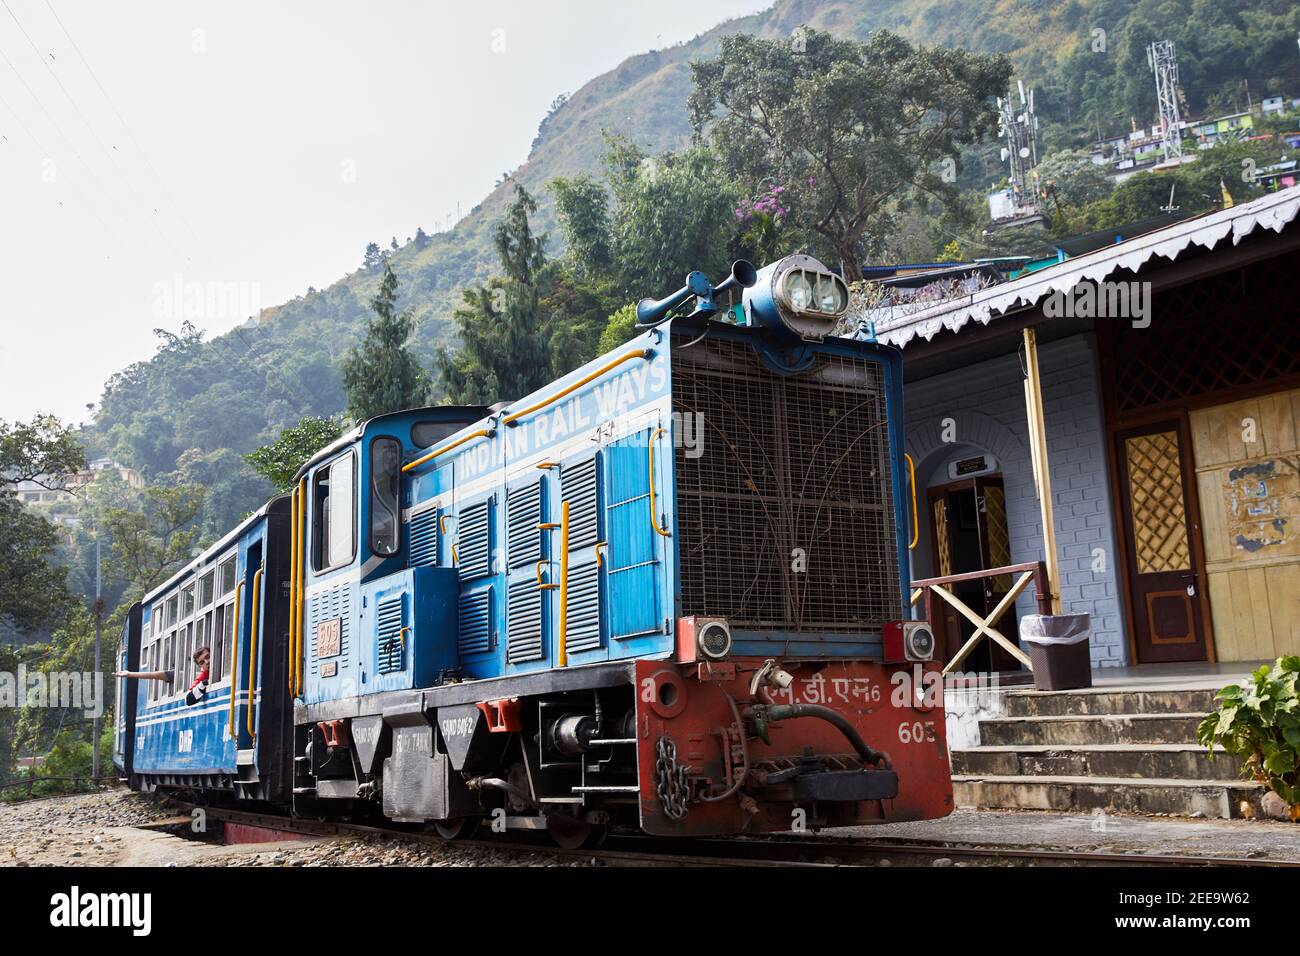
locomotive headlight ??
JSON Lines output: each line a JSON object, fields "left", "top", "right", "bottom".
{"left": 696, "top": 620, "right": 733, "bottom": 661}
{"left": 785, "top": 271, "right": 814, "bottom": 310}
{"left": 815, "top": 275, "right": 846, "bottom": 313}
{"left": 907, "top": 624, "right": 935, "bottom": 661}
{"left": 744, "top": 254, "right": 849, "bottom": 342}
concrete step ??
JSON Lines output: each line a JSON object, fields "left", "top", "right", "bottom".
{"left": 952, "top": 773, "right": 1265, "bottom": 819}
{"left": 1004, "top": 686, "right": 1220, "bottom": 718}
{"left": 979, "top": 713, "right": 1207, "bottom": 746}
{"left": 952, "top": 744, "right": 1246, "bottom": 780}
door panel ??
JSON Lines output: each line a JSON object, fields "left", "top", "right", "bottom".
{"left": 1116, "top": 421, "right": 1209, "bottom": 663}
{"left": 925, "top": 475, "right": 1019, "bottom": 672}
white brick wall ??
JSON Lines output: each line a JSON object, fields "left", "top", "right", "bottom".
{"left": 902, "top": 334, "right": 1127, "bottom": 667}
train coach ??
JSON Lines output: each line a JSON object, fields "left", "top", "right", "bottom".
{"left": 115, "top": 253, "right": 952, "bottom": 847}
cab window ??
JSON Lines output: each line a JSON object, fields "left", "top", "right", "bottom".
{"left": 370, "top": 437, "right": 401, "bottom": 556}
{"left": 313, "top": 452, "right": 356, "bottom": 571}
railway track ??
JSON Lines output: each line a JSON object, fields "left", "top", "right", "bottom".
{"left": 158, "top": 798, "right": 1299, "bottom": 868}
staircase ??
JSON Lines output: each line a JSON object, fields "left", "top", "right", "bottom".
{"left": 951, "top": 686, "right": 1265, "bottom": 819}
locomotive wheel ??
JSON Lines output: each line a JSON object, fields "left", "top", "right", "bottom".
{"left": 434, "top": 816, "right": 481, "bottom": 841}
{"left": 546, "top": 814, "right": 608, "bottom": 850}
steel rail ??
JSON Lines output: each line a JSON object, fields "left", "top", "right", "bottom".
{"left": 156, "top": 798, "right": 1299, "bottom": 869}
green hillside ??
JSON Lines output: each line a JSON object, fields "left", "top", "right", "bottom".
{"left": 86, "top": 0, "right": 1300, "bottom": 533}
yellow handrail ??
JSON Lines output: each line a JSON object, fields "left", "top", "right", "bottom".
{"left": 558, "top": 501, "right": 569, "bottom": 667}
{"left": 247, "top": 566, "right": 264, "bottom": 739}
{"left": 502, "top": 349, "right": 652, "bottom": 427}
{"left": 228, "top": 579, "right": 243, "bottom": 741}
{"left": 402, "top": 428, "right": 493, "bottom": 474}
{"left": 288, "top": 484, "right": 298, "bottom": 694}
{"left": 903, "top": 453, "right": 919, "bottom": 550}
{"left": 295, "top": 478, "right": 306, "bottom": 694}
{"left": 649, "top": 427, "right": 672, "bottom": 538}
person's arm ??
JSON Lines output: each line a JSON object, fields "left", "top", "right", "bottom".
{"left": 185, "top": 667, "right": 210, "bottom": 706}
{"left": 113, "top": 669, "right": 173, "bottom": 681}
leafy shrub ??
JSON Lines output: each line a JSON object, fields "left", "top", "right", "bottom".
{"left": 1197, "top": 657, "right": 1300, "bottom": 817}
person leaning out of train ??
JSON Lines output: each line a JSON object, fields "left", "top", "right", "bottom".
{"left": 114, "top": 646, "right": 211, "bottom": 705}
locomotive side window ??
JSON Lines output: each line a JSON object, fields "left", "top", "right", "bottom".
{"left": 370, "top": 437, "right": 401, "bottom": 557}
{"left": 412, "top": 420, "right": 460, "bottom": 449}
{"left": 313, "top": 452, "right": 356, "bottom": 571}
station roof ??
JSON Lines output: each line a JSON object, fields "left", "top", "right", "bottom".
{"left": 875, "top": 186, "right": 1300, "bottom": 350}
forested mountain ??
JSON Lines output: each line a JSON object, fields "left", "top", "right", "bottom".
{"left": 86, "top": 0, "right": 1300, "bottom": 534}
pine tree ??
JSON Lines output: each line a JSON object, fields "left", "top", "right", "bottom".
{"left": 435, "top": 183, "right": 552, "bottom": 404}
{"left": 341, "top": 263, "right": 429, "bottom": 421}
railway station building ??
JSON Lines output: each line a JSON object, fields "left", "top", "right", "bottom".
{"left": 879, "top": 187, "right": 1300, "bottom": 677}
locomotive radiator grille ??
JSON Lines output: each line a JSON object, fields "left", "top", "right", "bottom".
{"left": 672, "top": 336, "right": 902, "bottom": 633}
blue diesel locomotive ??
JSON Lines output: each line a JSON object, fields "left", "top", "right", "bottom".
{"left": 115, "top": 254, "right": 952, "bottom": 845}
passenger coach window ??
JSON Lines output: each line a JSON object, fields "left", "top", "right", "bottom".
{"left": 313, "top": 452, "right": 356, "bottom": 571}
{"left": 370, "top": 438, "right": 400, "bottom": 556}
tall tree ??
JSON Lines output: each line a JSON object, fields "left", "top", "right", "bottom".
{"left": 244, "top": 416, "right": 345, "bottom": 493}
{"left": 0, "top": 416, "right": 85, "bottom": 637}
{"left": 552, "top": 136, "right": 742, "bottom": 301}
{"left": 0, "top": 415, "right": 85, "bottom": 491}
{"left": 103, "top": 483, "right": 206, "bottom": 595}
{"left": 341, "top": 263, "right": 429, "bottom": 422}
{"left": 435, "top": 183, "right": 554, "bottom": 404}
{"left": 689, "top": 29, "right": 1011, "bottom": 280}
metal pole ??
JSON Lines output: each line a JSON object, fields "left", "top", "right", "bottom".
{"left": 91, "top": 535, "right": 102, "bottom": 782}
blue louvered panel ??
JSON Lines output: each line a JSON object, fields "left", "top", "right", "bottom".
{"left": 507, "top": 480, "right": 543, "bottom": 568}
{"left": 458, "top": 588, "right": 493, "bottom": 656}
{"left": 565, "top": 560, "right": 601, "bottom": 654}
{"left": 376, "top": 594, "right": 405, "bottom": 674}
{"left": 562, "top": 455, "right": 599, "bottom": 549}
{"left": 409, "top": 508, "right": 439, "bottom": 566}
{"left": 307, "top": 582, "right": 353, "bottom": 675}
{"left": 458, "top": 498, "right": 491, "bottom": 579}
{"left": 605, "top": 433, "right": 659, "bottom": 639}
{"left": 507, "top": 578, "right": 543, "bottom": 663}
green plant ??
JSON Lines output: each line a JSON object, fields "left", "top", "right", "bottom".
{"left": 1197, "top": 656, "right": 1300, "bottom": 819}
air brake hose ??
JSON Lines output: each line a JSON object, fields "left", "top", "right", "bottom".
{"left": 761, "top": 703, "right": 892, "bottom": 769}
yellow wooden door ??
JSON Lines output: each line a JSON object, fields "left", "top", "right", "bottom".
{"left": 1189, "top": 387, "right": 1300, "bottom": 661}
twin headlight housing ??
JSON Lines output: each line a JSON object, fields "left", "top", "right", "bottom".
{"left": 744, "top": 254, "right": 850, "bottom": 342}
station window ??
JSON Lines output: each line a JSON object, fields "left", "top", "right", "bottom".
{"left": 313, "top": 452, "right": 356, "bottom": 571}
{"left": 370, "top": 438, "right": 401, "bottom": 557}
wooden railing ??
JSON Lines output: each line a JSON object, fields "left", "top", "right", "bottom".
{"left": 910, "top": 561, "right": 1053, "bottom": 674}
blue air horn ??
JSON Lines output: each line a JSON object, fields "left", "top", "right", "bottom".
{"left": 635, "top": 260, "right": 758, "bottom": 328}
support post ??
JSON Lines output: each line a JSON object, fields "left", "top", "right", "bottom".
{"left": 1022, "top": 328, "right": 1062, "bottom": 613}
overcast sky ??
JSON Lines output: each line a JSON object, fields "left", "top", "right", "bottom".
{"left": 0, "top": 0, "right": 769, "bottom": 425}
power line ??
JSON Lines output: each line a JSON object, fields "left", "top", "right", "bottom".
{"left": 2, "top": 0, "right": 190, "bottom": 260}
{"left": 43, "top": 0, "right": 206, "bottom": 257}
{"left": 0, "top": 80, "right": 113, "bottom": 232}
{"left": 0, "top": 30, "right": 129, "bottom": 223}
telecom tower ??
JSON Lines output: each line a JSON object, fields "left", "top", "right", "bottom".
{"left": 1147, "top": 40, "right": 1183, "bottom": 162}
{"left": 996, "top": 80, "right": 1040, "bottom": 214}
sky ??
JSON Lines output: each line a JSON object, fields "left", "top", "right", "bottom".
{"left": 0, "top": 0, "right": 770, "bottom": 425}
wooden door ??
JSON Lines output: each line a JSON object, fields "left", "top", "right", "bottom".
{"left": 1115, "top": 421, "right": 1209, "bottom": 663}
{"left": 926, "top": 475, "right": 1019, "bottom": 672}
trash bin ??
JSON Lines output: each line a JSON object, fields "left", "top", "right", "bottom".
{"left": 1020, "top": 613, "right": 1093, "bottom": 691}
